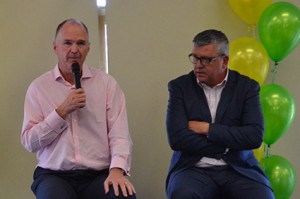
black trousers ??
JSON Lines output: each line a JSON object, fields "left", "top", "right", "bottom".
{"left": 167, "top": 166, "right": 274, "bottom": 199}
{"left": 31, "top": 167, "right": 137, "bottom": 199}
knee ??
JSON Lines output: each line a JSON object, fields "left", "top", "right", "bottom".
{"left": 32, "top": 175, "right": 76, "bottom": 199}
{"left": 106, "top": 188, "right": 137, "bottom": 199}
{"left": 107, "top": 194, "right": 137, "bottom": 199}
{"left": 167, "top": 187, "right": 195, "bottom": 199}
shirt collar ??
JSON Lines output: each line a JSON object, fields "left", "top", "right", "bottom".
{"left": 53, "top": 63, "right": 92, "bottom": 81}
{"left": 197, "top": 69, "right": 228, "bottom": 88}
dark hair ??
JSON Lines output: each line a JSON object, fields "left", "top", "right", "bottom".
{"left": 55, "top": 18, "right": 89, "bottom": 40}
{"left": 193, "top": 29, "right": 229, "bottom": 56}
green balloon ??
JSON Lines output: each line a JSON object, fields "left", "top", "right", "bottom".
{"left": 261, "top": 155, "right": 296, "bottom": 199}
{"left": 258, "top": 2, "right": 300, "bottom": 62}
{"left": 260, "top": 84, "right": 295, "bottom": 145}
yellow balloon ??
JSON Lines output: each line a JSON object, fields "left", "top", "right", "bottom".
{"left": 253, "top": 143, "right": 267, "bottom": 162}
{"left": 228, "top": 0, "right": 272, "bottom": 25}
{"left": 229, "top": 37, "right": 270, "bottom": 85}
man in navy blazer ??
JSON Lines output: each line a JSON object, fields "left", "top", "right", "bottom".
{"left": 166, "top": 29, "right": 274, "bottom": 199}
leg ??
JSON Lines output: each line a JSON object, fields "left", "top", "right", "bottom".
{"left": 218, "top": 168, "right": 274, "bottom": 199}
{"left": 81, "top": 173, "right": 137, "bottom": 199}
{"left": 167, "top": 167, "right": 220, "bottom": 199}
{"left": 31, "top": 174, "right": 78, "bottom": 199}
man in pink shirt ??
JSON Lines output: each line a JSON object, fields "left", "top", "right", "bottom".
{"left": 21, "top": 18, "right": 137, "bottom": 199}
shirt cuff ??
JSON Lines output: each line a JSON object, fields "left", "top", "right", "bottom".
{"left": 110, "top": 156, "right": 130, "bottom": 176}
{"left": 44, "top": 110, "right": 68, "bottom": 134}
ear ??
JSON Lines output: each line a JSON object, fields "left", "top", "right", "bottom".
{"left": 53, "top": 41, "right": 57, "bottom": 54}
{"left": 222, "top": 56, "right": 229, "bottom": 68}
{"left": 87, "top": 42, "right": 90, "bottom": 53}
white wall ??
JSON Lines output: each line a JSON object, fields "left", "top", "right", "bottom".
{"left": 1, "top": 0, "right": 299, "bottom": 199}
{"left": 106, "top": 0, "right": 300, "bottom": 199}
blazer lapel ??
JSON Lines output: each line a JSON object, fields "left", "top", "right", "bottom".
{"left": 215, "top": 70, "right": 236, "bottom": 123}
{"left": 189, "top": 72, "right": 212, "bottom": 122}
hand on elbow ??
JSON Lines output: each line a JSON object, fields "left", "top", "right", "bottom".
{"left": 188, "top": 121, "right": 209, "bottom": 136}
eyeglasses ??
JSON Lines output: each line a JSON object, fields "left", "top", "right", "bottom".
{"left": 188, "top": 53, "right": 223, "bottom": 66}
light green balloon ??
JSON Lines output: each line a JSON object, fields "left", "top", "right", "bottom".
{"left": 260, "top": 84, "right": 295, "bottom": 145}
{"left": 258, "top": 2, "right": 300, "bottom": 62}
{"left": 261, "top": 155, "right": 296, "bottom": 199}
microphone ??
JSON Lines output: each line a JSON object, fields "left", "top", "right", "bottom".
{"left": 71, "top": 62, "right": 81, "bottom": 89}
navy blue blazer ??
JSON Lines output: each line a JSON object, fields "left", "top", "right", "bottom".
{"left": 166, "top": 70, "right": 271, "bottom": 189}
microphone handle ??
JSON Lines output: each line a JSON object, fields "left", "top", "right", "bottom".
{"left": 71, "top": 62, "right": 81, "bottom": 89}
{"left": 74, "top": 72, "right": 81, "bottom": 89}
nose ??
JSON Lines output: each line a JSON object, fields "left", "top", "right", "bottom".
{"left": 70, "top": 44, "right": 79, "bottom": 54}
{"left": 194, "top": 60, "right": 204, "bottom": 68}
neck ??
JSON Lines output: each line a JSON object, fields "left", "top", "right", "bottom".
{"left": 58, "top": 68, "right": 75, "bottom": 85}
{"left": 64, "top": 74, "right": 75, "bottom": 85}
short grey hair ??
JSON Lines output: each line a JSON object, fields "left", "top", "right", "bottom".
{"left": 55, "top": 18, "right": 89, "bottom": 40}
{"left": 193, "top": 29, "right": 229, "bottom": 56}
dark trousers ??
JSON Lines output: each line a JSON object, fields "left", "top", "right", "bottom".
{"left": 31, "top": 167, "right": 137, "bottom": 199}
{"left": 167, "top": 166, "right": 274, "bottom": 199}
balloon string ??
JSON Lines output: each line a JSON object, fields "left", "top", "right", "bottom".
{"left": 248, "top": 25, "right": 257, "bottom": 38}
{"left": 252, "top": 25, "right": 256, "bottom": 38}
{"left": 271, "top": 62, "right": 279, "bottom": 83}
{"left": 266, "top": 144, "right": 271, "bottom": 158}
{"left": 262, "top": 144, "right": 271, "bottom": 172}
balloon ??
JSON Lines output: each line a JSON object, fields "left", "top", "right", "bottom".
{"left": 261, "top": 155, "right": 296, "bottom": 199}
{"left": 258, "top": 2, "right": 300, "bottom": 62}
{"left": 229, "top": 37, "right": 270, "bottom": 85}
{"left": 227, "top": 0, "right": 272, "bottom": 25}
{"left": 260, "top": 84, "right": 295, "bottom": 145}
{"left": 253, "top": 142, "right": 267, "bottom": 162}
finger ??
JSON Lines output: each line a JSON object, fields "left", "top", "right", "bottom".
{"left": 74, "top": 88, "right": 84, "bottom": 93}
{"left": 125, "top": 181, "right": 134, "bottom": 195}
{"left": 77, "top": 98, "right": 86, "bottom": 105}
{"left": 119, "top": 182, "right": 129, "bottom": 197}
{"left": 113, "top": 183, "right": 119, "bottom": 196}
{"left": 76, "top": 97, "right": 86, "bottom": 108}
{"left": 129, "top": 182, "right": 136, "bottom": 194}
{"left": 132, "top": 185, "right": 136, "bottom": 194}
{"left": 103, "top": 181, "right": 110, "bottom": 194}
{"left": 78, "top": 96, "right": 86, "bottom": 103}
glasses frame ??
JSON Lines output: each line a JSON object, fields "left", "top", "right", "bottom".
{"left": 188, "top": 53, "right": 223, "bottom": 66}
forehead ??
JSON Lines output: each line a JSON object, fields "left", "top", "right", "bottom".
{"left": 192, "top": 44, "right": 218, "bottom": 55}
{"left": 56, "top": 22, "right": 89, "bottom": 41}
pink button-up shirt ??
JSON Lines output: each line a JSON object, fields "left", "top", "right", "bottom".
{"left": 21, "top": 64, "right": 133, "bottom": 174}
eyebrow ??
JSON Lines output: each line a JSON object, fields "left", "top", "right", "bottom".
{"left": 64, "top": 39, "right": 87, "bottom": 43}
{"left": 192, "top": 54, "right": 217, "bottom": 59}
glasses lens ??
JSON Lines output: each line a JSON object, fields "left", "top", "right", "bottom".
{"left": 200, "top": 57, "right": 211, "bottom": 65}
{"left": 189, "top": 54, "right": 221, "bottom": 65}
{"left": 189, "top": 54, "right": 194, "bottom": 64}
{"left": 189, "top": 55, "right": 207, "bottom": 65}
{"left": 189, "top": 54, "right": 198, "bottom": 64}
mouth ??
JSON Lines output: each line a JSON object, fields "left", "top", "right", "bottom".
{"left": 195, "top": 70, "right": 205, "bottom": 75}
{"left": 69, "top": 57, "right": 80, "bottom": 63}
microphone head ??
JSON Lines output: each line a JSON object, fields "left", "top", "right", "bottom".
{"left": 71, "top": 62, "right": 80, "bottom": 74}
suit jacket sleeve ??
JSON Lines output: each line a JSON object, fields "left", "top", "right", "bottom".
{"left": 208, "top": 75, "right": 264, "bottom": 150}
{"left": 166, "top": 75, "right": 226, "bottom": 156}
